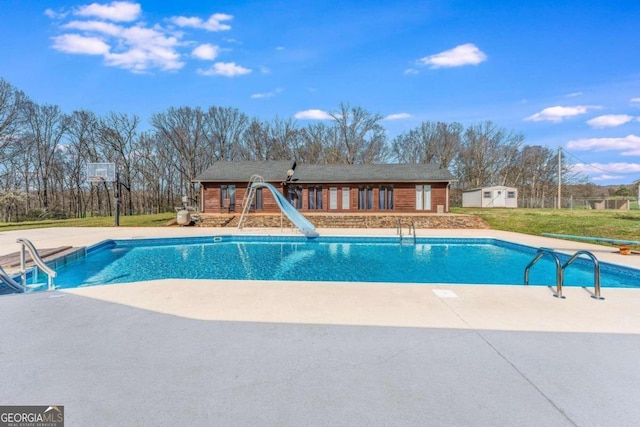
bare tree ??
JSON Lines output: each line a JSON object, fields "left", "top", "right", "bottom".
{"left": 454, "top": 121, "right": 524, "bottom": 189}
{"left": 203, "top": 106, "right": 249, "bottom": 161}
{"left": 0, "top": 78, "right": 28, "bottom": 159}
{"left": 330, "top": 103, "right": 388, "bottom": 164}
{"left": 297, "top": 122, "right": 337, "bottom": 164}
{"left": 391, "top": 121, "right": 462, "bottom": 168}
{"left": 22, "top": 102, "right": 69, "bottom": 210}
{"left": 99, "top": 112, "right": 140, "bottom": 215}
{"left": 64, "top": 110, "right": 100, "bottom": 217}
{"left": 241, "top": 118, "right": 270, "bottom": 160}
{"left": 150, "top": 106, "right": 208, "bottom": 202}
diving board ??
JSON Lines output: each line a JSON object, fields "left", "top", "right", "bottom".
{"left": 542, "top": 233, "right": 640, "bottom": 246}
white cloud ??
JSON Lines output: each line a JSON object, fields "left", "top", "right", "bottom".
{"left": 566, "top": 92, "right": 583, "bottom": 97}
{"left": 48, "top": 5, "right": 239, "bottom": 74}
{"left": 404, "top": 68, "right": 419, "bottom": 75}
{"left": 45, "top": 8, "right": 68, "bottom": 19}
{"left": 294, "top": 109, "right": 333, "bottom": 120}
{"left": 51, "top": 34, "right": 110, "bottom": 55}
{"left": 385, "top": 113, "right": 412, "bottom": 120}
{"left": 419, "top": 43, "right": 487, "bottom": 69}
{"left": 251, "top": 88, "right": 283, "bottom": 99}
{"left": 197, "top": 62, "right": 251, "bottom": 77}
{"left": 567, "top": 135, "right": 640, "bottom": 155}
{"left": 587, "top": 114, "right": 635, "bottom": 128}
{"left": 52, "top": 14, "right": 185, "bottom": 72}
{"left": 571, "top": 162, "right": 640, "bottom": 180}
{"left": 525, "top": 105, "right": 596, "bottom": 122}
{"left": 631, "top": 97, "right": 640, "bottom": 105}
{"left": 64, "top": 20, "right": 123, "bottom": 37}
{"left": 171, "top": 13, "right": 233, "bottom": 31}
{"left": 276, "top": 46, "right": 285, "bottom": 51}
{"left": 192, "top": 44, "right": 219, "bottom": 60}
{"left": 74, "top": 1, "right": 141, "bottom": 22}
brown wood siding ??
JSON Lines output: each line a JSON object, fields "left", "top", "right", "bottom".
{"left": 201, "top": 181, "right": 450, "bottom": 213}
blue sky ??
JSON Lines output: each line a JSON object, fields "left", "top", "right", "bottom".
{"left": 2, "top": 0, "right": 640, "bottom": 185}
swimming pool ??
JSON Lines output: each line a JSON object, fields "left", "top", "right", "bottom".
{"left": 23, "top": 235, "right": 640, "bottom": 291}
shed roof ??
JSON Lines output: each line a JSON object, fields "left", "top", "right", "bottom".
{"left": 462, "top": 186, "right": 517, "bottom": 193}
{"left": 193, "top": 160, "right": 456, "bottom": 183}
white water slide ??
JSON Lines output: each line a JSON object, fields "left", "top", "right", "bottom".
{"left": 241, "top": 181, "right": 319, "bottom": 239}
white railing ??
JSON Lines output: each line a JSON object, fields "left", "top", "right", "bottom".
{"left": 0, "top": 264, "right": 24, "bottom": 292}
{"left": 16, "top": 238, "right": 57, "bottom": 291}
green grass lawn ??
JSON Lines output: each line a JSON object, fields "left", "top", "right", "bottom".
{"left": 452, "top": 207, "right": 640, "bottom": 245}
{"left": 0, "top": 212, "right": 175, "bottom": 232}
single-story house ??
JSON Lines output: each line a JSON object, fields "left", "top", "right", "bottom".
{"left": 462, "top": 186, "right": 518, "bottom": 208}
{"left": 192, "top": 160, "right": 456, "bottom": 214}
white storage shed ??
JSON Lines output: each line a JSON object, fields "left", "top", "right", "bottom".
{"left": 462, "top": 186, "right": 518, "bottom": 208}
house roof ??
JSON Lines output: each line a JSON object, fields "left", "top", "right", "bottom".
{"left": 194, "top": 160, "right": 296, "bottom": 182}
{"left": 193, "top": 160, "right": 456, "bottom": 183}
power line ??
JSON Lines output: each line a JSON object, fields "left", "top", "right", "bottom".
{"left": 562, "top": 147, "right": 628, "bottom": 175}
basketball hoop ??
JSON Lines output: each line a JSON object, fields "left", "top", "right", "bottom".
{"left": 88, "top": 176, "right": 105, "bottom": 184}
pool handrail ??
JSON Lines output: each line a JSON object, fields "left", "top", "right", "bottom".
{"left": 561, "top": 250, "right": 603, "bottom": 300}
{"left": 0, "top": 264, "right": 24, "bottom": 292}
{"left": 16, "top": 238, "right": 57, "bottom": 291}
{"left": 524, "top": 247, "right": 564, "bottom": 298}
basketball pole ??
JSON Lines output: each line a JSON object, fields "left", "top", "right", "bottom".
{"left": 114, "top": 172, "right": 120, "bottom": 227}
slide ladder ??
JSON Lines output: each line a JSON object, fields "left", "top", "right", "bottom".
{"left": 238, "top": 174, "right": 265, "bottom": 230}
{"left": 238, "top": 178, "right": 319, "bottom": 238}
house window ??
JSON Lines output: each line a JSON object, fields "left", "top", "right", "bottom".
{"left": 221, "top": 185, "right": 236, "bottom": 211}
{"left": 308, "top": 186, "right": 323, "bottom": 210}
{"left": 253, "top": 188, "right": 263, "bottom": 210}
{"left": 507, "top": 191, "right": 516, "bottom": 199}
{"left": 379, "top": 186, "right": 394, "bottom": 210}
{"left": 295, "top": 186, "right": 303, "bottom": 209}
{"left": 358, "top": 186, "right": 373, "bottom": 210}
{"left": 415, "top": 185, "right": 431, "bottom": 211}
{"left": 483, "top": 191, "right": 491, "bottom": 198}
{"left": 329, "top": 188, "right": 338, "bottom": 210}
{"left": 287, "top": 185, "right": 302, "bottom": 209}
{"left": 342, "top": 187, "right": 350, "bottom": 210}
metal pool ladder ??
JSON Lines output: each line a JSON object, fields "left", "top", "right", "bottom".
{"left": 524, "top": 248, "right": 603, "bottom": 300}
{"left": 397, "top": 220, "right": 416, "bottom": 244}
{"left": 562, "top": 250, "right": 603, "bottom": 300}
{"left": 524, "top": 248, "right": 564, "bottom": 298}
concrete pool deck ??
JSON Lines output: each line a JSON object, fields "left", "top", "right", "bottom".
{"left": 1, "top": 226, "right": 640, "bottom": 426}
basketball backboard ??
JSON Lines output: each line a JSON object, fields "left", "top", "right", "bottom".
{"left": 87, "top": 162, "right": 116, "bottom": 183}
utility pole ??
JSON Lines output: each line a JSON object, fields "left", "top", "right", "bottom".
{"left": 557, "top": 146, "right": 562, "bottom": 209}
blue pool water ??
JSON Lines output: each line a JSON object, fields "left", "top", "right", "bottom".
{"left": 31, "top": 236, "right": 640, "bottom": 290}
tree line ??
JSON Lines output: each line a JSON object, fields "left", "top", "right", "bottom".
{"left": 0, "top": 77, "right": 584, "bottom": 221}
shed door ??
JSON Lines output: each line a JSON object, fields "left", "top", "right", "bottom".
{"left": 494, "top": 189, "right": 506, "bottom": 207}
